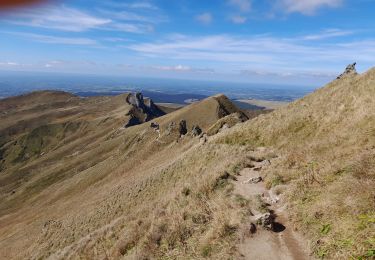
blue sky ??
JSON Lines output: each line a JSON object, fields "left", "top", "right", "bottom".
{"left": 0, "top": 0, "right": 374, "bottom": 85}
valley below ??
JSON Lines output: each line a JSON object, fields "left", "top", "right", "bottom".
{"left": 0, "top": 67, "right": 374, "bottom": 259}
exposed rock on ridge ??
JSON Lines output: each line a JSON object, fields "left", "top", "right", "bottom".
{"left": 124, "top": 92, "right": 165, "bottom": 128}
{"left": 337, "top": 62, "right": 358, "bottom": 79}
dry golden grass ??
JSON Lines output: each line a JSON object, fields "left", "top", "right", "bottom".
{"left": 0, "top": 91, "right": 253, "bottom": 259}
{"left": 218, "top": 68, "right": 375, "bottom": 259}
{"left": 2, "top": 67, "right": 375, "bottom": 259}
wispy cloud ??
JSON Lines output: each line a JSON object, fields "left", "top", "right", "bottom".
{"left": 302, "top": 29, "right": 353, "bottom": 40}
{"left": 6, "top": 32, "right": 98, "bottom": 45}
{"left": 240, "top": 69, "right": 337, "bottom": 78}
{"left": 96, "top": 8, "right": 167, "bottom": 24}
{"left": 228, "top": 0, "right": 252, "bottom": 12}
{"left": 103, "top": 1, "right": 159, "bottom": 10}
{"left": 195, "top": 12, "right": 213, "bottom": 25}
{"left": 3, "top": 5, "right": 157, "bottom": 34}
{"left": 278, "top": 0, "right": 343, "bottom": 15}
{"left": 128, "top": 33, "right": 375, "bottom": 72}
{"left": 230, "top": 15, "right": 247, "bottom": 24}
{"left": 0, "top": 61, "right": 20, "bottom": 66}
{"left": 148, "top": 64, "right": 214, "bottom": 73}
{"left": 6, "top": 6, "right": 111, "bottom": 32}
{"left": 108, "top": 23, "right": 154, "bottom": 33}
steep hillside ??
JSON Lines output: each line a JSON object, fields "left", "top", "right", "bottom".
{"left": 219, "top": 67, "right": 375, "bottom": 259}
{"left": 1, "top": 66, "right": 374, "bottom": 260}
{"left": 156, "top": 94, "right": 248, "bottom": 131}
{"left": 0, "top": 91, "right": 249, "bottom": 259}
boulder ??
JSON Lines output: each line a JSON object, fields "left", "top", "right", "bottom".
{"left": 255, "top": 213, "right": 275, "bottom": 230}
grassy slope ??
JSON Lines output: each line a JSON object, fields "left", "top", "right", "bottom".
{"left": 0, "top": 92, "right": 252, "bottom": 259}
{"left": 2, "top": 67, "right": 374, "bottom": 260}
{"left": 219, "top": 68, "right": 375, "bottom": 259}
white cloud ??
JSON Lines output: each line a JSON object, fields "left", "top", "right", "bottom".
{"left": 7, "top": 6, "right": 111, "bottom": 32}
{"left": 3, "top": 5, "right": 155, "bottom": 34}
{"left": 152, "top": 65, "right": 191, "bottom": 71}
{"left": 0, "top": 61, "right": 20, "bottom": 66}
{"left": 230, "top": 15, "right": 247, "bottom": 24}
{"left": 127, "top": 2, "right": 158, "bottom": 10}
{"left": 128, "top": 33, "right": 375, "bottom": 73}
{"left": 240, "top": 69, "right": 337, "bottom": 78}
{"left": 228, "top": 0, "right": 251, "bottom": 12}
{"left": 109, "top": 23, "right": 154, "bottom": 33}
{"left": 149, "top": 64, "right": 214, "bottom": 73}
{"left": 195, "top": 12, "right": 213, "bottom": 25}
{"left": 7, "top": 32, "right": 98, "bottom": 45}
{"left": 97, "top": 9, "right": 167, "bottom": 24}
{"left": 104, "top": 1, "right": 158, "bottom": 10}
{"left": 302, "top": 29, "right": 353, "bottom": 40}
{"left": 279, "top": 0, "right": 343, "bottom": 15}
{"left": 44, "top": 60, "right": 64, "bottom": 68}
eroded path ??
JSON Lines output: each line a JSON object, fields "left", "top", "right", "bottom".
{"left": 234, "top": 157, "right": 313, "bottom": 260}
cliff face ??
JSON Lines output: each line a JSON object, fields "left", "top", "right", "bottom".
{"left": 124, "top": 92, "right": 165, "bottom": 127}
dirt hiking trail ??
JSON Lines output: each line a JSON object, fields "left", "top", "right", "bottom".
{"left": 233, "top": 156, "right": 314, "bottom": 260}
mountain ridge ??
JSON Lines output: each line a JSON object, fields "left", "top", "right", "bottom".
{"left": 217, "top": 66, "right": 375, "bottom": 259}
{"left": 0, "top": 68, "right": 374, "bottom": 259}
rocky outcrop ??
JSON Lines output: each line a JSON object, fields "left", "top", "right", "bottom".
{"left": 124, "top": 116, "right": 141, "bottom": 128}
{"left": 163, "top": 120, "right": 188, "bottom": 137}
{"left": 124, "top": 92, "right": 165, "bottom": 128}
{"left": 191, "top": 125, "right": 202, "bottom": 137}
{"left": 179, "top": 120, "right": 187, "bottom": 136}
{"left": 337, "top": 62, "right": 358, "bottom": 79}
{"left": 207, "top": 112, "right": 248, "bottom": 136}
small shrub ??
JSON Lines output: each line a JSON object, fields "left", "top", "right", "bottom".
{"left": 182, "top": 187, "right": 191, "bottom": 196}
{"left": 212, "top": 172, "right": 236, "bottom": 190}
{"left": 316, "top": 247, "right": 328, "bottom": 258}
{"left": 116, "top": 238, "right": 136, "bottom": 256}
{"left": 265, "top": 174, "right": 285, "bottom": 189}
{"left": 201, "top": 244, "right": 212, "bottom": 257}
{"left": 234, "top": 194, "right": 249, "bottom": 208}
{"left": 218, "top": 223, "right": 237, "bottom": 238}
{"left": 254, "top": 195, "right": 269, "bottom": 213}
{"left": 320, "top": 224, "right": 331, "bottom": 235}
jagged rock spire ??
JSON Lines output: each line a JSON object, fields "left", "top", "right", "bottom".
{"left": 337, "top": 62, "right": 357, "bottom": 79}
